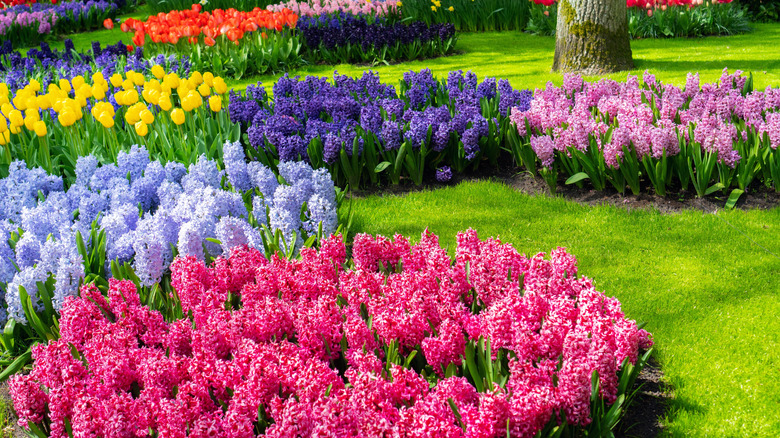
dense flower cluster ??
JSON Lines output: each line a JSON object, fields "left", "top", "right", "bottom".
{"left": 229, "top": 69, "right": 532, "bottom": 186}
{"left": 0, "top": 39, "right": 190, "bottom": 93}
{"left": 0, "top": 144, "right": 338, "bottom": 325}
{"left": 0, "top": 0, "right": 118, "bottom": 45}
{"left": 298, "top": 13, "right": 456, "bottom": 63}
{"left": 117, "top": 4, "right": 298, "bottom": 46}
{"left": 268, "top": 0, "right": 399, "bottom": 17}
{"left": 10, "top": 229, "right": 652, "bottom": 436}
{"left": 508, "top": 69, "right": 780, "bottom": 196}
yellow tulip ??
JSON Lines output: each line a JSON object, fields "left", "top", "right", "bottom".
{"left": 29, "top": 79, "right": 41, "bottom": 92}
{"left": 110, "top": 73, "right": 123, "bottom": 87}
{"left": 0, "top": 103, "right": 12, "bottom": 117}
{"left": 208, "top": 95, "right": 222, "bottom": 112}
{"left": 171, "top": 108, "right": 185, "bottom": 125}
{"left": 59, "top": 79, "right": 72, "bottom": 94}
{"left": 58, "top": 110, "right": 76, "bottom": 127}
{"left": 99, "top": 112, "right": 114, "bottom": 129}
{"left": 213, "top": 77, "right": 227, "bottom": 95}
{"left": 25, "top": 96, "right": 37, "bottom": 111}
{"left": 135, "top": 121, "right": 148, "bottom": 137}
{"left": 190, "top": 71, "right": 203, "bottom": 86}
{"left": 93, "top": 85, "right": 106, "bottom": 101}
{"left": 0, "top": 83, "right": 8, "bottom": 97}
{"left": 124, "top": 89, "right": 139, "bottom": 105}
{"left": 164, "top": 73, "right": 180, "bottom": 90}
{"left": 122, "top": 79, "right": 134, "bottom": 91}
{"left": 33, "top": 120, "right": 46, "bottom": 137}
{"left": 203, "top": 72, "right": 214, "bottom": 87}
{"left": 158, "top": 93, "right": 172, "bottom": 111}
{"left": 77, "top": 84, "right": 93, "bottom": 99}
{"left": 0, "top": 94, "right": 8, "bottom": 106}
{"left": 8, "top": 110, "right": 23, "bottom": 127}
{"left": 198, "top": 82, "right": 211, "bottom": 97}
{"left": 12, "top": 95, "right": 27, "bottom": 111}
{"left": 151, "top": 65, "right": 165, "bottom": 80}
{"left": 10, "top": 124, "right": 20, "bottom": 134}
{"left": 140, "top": 109, "right": 154, "bottom": 125}
{"left": 132, "top": 72, "right": 145, "bottom": 86}
{"left": 92, "top": 72, "right": 105, "bottom": 84}
{"left": 76, "top": 95, "right": 88, "bottom": 108}
{"left": 72, "top": 76, "right": 85, "bottom": 91}
{"left": 24, "top": 116, "right": 36, "bottom": 131}
{"left": 0, "top": 119, "right": 7, "bottom": 133}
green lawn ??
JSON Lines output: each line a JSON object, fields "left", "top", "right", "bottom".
{"left": 349, "top": 180, "right": 780, "bottom": 437}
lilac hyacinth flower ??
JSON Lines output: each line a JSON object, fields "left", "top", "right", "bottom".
{"left": 215, "top": 217, "right": 263, "bottom": 255}
{"left": 223, "top": 140, "right": 252, "bottom": 191}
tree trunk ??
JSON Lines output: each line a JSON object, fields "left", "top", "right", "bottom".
{"left": 552, "top": 0, "right": 634, "bottom": 75}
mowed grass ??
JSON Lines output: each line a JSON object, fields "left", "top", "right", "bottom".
{"left": 348, "top": 180, "right": 780, "bottom": 437}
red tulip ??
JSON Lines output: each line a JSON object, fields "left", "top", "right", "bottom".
{"left": 103, "top": 18, "right": 113, "bottom": 29}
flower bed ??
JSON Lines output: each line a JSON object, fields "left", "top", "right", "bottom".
{"left": 116, "top": 5, "right": 301, "bottom": 78}
{"left": 0, "top": 145, "right": 338, "bottom": 366}
{"left": 297, "top": 13, "right": 456, "bottom": 64}
{"left": 0, "top": 1, "right": 120, "bottom": 46}
{"left": 229, "top": 69, "right": 531, "bottom": 188}
{"left": 268, "top": 0, "right": 401, "bottom": 18}
{"left": 507, "top": 69, "right": 780, "bottom": 203}
{"left": 0, "top": 39, "right": 190, "bottom": 93}
{"left": 10, "top": 229, "right": 652, "bottom": 436}
{"left": 400, "top": 0, "right": 750, "bottom": 38}
{"left": 0, "top": 65, "right": 237, "bottom": 181}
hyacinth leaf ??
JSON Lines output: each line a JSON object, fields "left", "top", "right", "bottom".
{"left": 35, "top": 280, "right": 55, "bottom": 321}
{"left": 463, "top": 341, "right": 484, "bottom": 393}
{"left": 19, "top": 286, "right": 50, "bottom": 342}
{"left": 23, "top": 418, "right": 48, "bottom": 438}
{"left": 1, "top": 319, "right": 16, "bottom": 353}
{"left": 0, "top": 348, "right": 31, "bottom": 382}
{"left": 447, "top": 398, "right": 466, "bottom": 432}
{"left": 725, "top": 189, "right": 744, "bottom": 210}
{"left": 704, "top": 182, "right": 725, "bottom": 196}
{"left": 375, "top": 161, "right": 392, "bottom": 173}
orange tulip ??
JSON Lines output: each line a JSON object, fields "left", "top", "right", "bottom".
{"left": 103, "top": 18, "right": 114, "bottom": 30}
{"left": 204, "top": 36, "right": 215, "bottom": 46}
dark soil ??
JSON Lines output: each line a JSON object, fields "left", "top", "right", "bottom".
{"left": 352, "top": 159, "right": 780, "bottom": 213}
{"left": 616, "top": 357, "right": 670, "bottom": 438}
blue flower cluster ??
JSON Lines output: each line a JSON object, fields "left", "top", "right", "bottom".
{"left": 229, "top": 69, "right": 533, "bottom": 186}
{"left": 0, "top": 143, "right": 338, "bottom": 325}
{"left": 0, "top": 39, "right": 190, "bottom": 93}
{"left": 298, "top": 13, "right": 456, "bottom": 55}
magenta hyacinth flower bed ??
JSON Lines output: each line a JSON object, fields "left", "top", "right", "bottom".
{"left": 11, "top": 230, "right": 651, "bottom": 437}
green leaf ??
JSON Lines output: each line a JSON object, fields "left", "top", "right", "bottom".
{"left": 704, "top": 182, "right": 726, "bottom": 196}
{"left": 0, "top": 349, "right": 31, "bottom": 381}
{"left": 724, "top": 188, "right": 744, "bottom": 210}
{"left": 374, "top": 161, "right": 392, "bottom": 173}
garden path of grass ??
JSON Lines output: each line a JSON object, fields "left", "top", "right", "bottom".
{"left": 349, "top": 180, "right": 780, "bottom": 437}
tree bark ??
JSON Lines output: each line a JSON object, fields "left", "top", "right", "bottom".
{"left": 552, "top": 0, "right": 634, "bottom": 75}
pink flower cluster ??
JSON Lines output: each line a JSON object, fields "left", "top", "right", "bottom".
{"left": 267, "top": 0, "right": 398, "bottom": 17}
{"left": 509, "top": 69, "right": 780, "bottom": 170}
{"left": 11, "top": 230, "right": 651, "bottom": 437}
